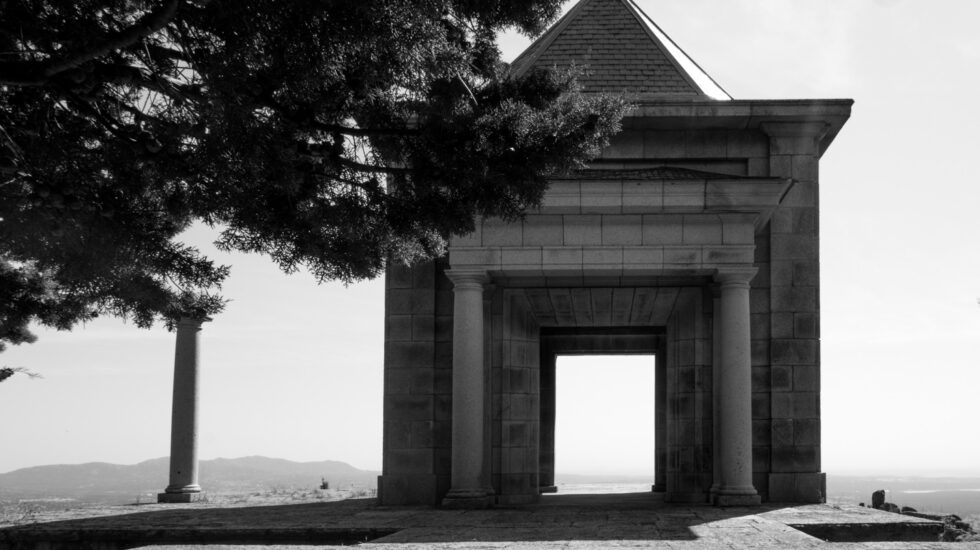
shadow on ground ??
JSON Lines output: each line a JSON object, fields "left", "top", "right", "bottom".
{"left": 0, "top": 492, "right": 813, "bottom": 547}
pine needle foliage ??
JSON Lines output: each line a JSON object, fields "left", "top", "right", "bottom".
{"left": 0, "top": 0, "right": 629, "bottom": 349}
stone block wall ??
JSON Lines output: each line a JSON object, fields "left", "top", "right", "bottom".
{"left": 380, "top": 260, "right": 440, "bottom": 504}
{"left": 751, "top": 219, "right": 773, "bottom": 500}
{"left": 492, "top": 291, "right": 540, "bottom": 504}
{"left": 765, "top": 125, "right": 825, "bottom": 503}
{"left": 433, "top": 260, "right": 455, "bottom": 500}
{"left": 664, "top": 286, "right": 713, "bottom": 503}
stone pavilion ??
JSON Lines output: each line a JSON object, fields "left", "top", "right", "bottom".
{"left": 377, "top": 0, "right": 852, "bottom": 507}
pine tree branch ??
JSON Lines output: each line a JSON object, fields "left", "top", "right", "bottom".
{"left": 44, "top": 0, "right": 181, "bottom": 78}
{"left": 335, "top": 157, "right": 409, "bottom": 175}
{"left": 0, "top": 0, "right": 181, "bottom": 86}
{"left": 311, "top": 120, "right": 417, "bottom": 138}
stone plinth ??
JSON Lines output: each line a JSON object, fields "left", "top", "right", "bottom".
{"left": 156, "top": 491, "right": 207, "bottom": 503}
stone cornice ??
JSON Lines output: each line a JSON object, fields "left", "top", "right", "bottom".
{"left": 620, "top": 98, "right": 853, "bottom": 157}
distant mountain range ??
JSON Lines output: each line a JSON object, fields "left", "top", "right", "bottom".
{"left": 0, "top": 456, "right": 379, "bottom": 503}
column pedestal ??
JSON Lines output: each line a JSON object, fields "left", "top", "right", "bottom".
{"left": 159, "top": 318, "right": 206, "bottom": 503}
{"left": 442, "top": 270, "right": 493, "bottom": 509}
{"left": 714, "top": 268, "right": 761, "bottom": 507}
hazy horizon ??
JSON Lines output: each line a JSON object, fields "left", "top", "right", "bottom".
{"left": 5, "top": 453, "right": 980, "bottom": 481}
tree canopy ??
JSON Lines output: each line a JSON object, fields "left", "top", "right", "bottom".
{"left": 0, "top": 0, "right": 629, "bottom": 351}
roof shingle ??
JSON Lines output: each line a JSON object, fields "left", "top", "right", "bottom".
{"left": 511, "top": 0, "right": 730, "bottom": 99}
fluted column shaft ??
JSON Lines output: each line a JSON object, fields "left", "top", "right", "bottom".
{"left": 715, "top": 268, "right": 761, "bottom": 506}
{"left": 443, "top": 269, "right": 492, "bottom": 508}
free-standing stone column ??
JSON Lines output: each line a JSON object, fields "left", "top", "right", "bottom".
{"left": 714, "top": 268, "right": 761, "bottom": 506}
{"left": 158, "top": 318, "right": 206, "bottom": 503}
{"left": 442, "top": 269, "right": 492, "bottom": 508}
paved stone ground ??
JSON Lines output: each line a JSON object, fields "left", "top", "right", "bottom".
{"left": 2, "top": 492, "right": 977, "bottom": 549}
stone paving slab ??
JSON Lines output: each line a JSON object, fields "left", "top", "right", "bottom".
{"left": 762, "top": 504, "right": 942, "bottom": 525}
{"left": 0, "top": 492, "right": 970, "bottom": 550}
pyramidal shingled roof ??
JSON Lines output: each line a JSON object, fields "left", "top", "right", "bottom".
{"left": 511, "top": 0, "right": 731, "bottom": 100}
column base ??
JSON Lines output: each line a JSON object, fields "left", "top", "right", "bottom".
{"left": 157, "top": 491, "right": 206, "bottom": 503}
{"left": 651, "top": 483, "right": 666, "bottom": 493}
{"left": 715, "top": 494, "right": 761, "bottom": 507}
{"left": 539, "top": 485, "right": 557, "bottom": 494}
{"left": 442, "top": 489, "right": 493, "bottom": 509}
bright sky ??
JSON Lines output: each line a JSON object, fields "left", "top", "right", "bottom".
{"left": 2, "top": 0, "right": 980, "bottom": 478}
{"left": 555, "top": 355, "right": 656, "bottom": 476}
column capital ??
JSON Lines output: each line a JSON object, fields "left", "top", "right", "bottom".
{"left": 177, "top": 317, "right": 210, "bottom": 330}
{"left": 445, "top": 269, "right": 490, "bottom": 290}
{"left": 714, "top": 267, "right": 757, "bottom": 288}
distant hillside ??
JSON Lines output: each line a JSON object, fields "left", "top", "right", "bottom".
{"left": 0, "top": 456, "right": 378, "bottom": 503}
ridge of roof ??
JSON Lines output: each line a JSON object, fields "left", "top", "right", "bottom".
{"left": 510, "top": 0, "right": 731, "bottom": 100}
{"left": 509, "top": 0, "right": 592, "bottom": 74}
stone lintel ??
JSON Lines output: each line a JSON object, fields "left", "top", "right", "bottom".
{"left": 449, "top": 245, "right": 755, "bottom": 279}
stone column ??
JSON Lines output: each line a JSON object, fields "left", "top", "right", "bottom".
{"left": 482, "top": 285, "right": 495, "bottom": 497}
{"left": 714, "top": 268, "right": 761, "bottom": 506}
{"left": 442, "top": 269, "right": 492, "bottom": 508}
{"left": 709, "top": 285, "right": 721, "bottom": 498}
{"left": 158, "top": 318, "right": 206, "bottom": 503}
